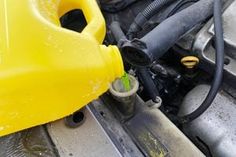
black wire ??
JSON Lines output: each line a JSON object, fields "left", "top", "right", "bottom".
{"left": 179, "top": 0, "right": 224, "bottom": 123}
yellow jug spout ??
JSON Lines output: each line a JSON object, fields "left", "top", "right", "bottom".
{"left": 0, "top": 0, "right": 124, "bottom": 136}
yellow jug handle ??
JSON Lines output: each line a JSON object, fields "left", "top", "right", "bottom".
{"left": 58, "top": 0, "right": 106, "bottom": 44}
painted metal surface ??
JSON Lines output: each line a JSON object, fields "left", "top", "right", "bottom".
{"left": 179, "top": 85, "right": 236, "bottom": 157}
{"left": 193, "top": 0, "right": 236, "bottom": 87}
{"left": 47, "top": 107, "right": 122, "bottom": 157}
{"left": 125, "top": 97, "right": 205, "bottom": 157}
{"left": 101, "top": 94, "right": 205, "bottom": 157}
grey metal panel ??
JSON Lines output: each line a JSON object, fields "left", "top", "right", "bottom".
{"left": 209, "top": 0, "right": 236, "bottom": 59}
{"left": 90, "top": 100, "right": 145, "bottom": 157}
{"left": 193, "top": 0, "right": 236, "bottom": 85}
{"left": 125, "top": 97, "right": 205, "bottom": 157}
{"left": 101, "top": 94, "right": 205, "bottom": 157}
{"left": 47, "top": 107, "right": 123, "bottom": 157}
{"left": 179, "top": 85, "right": 236, "bottom": 157}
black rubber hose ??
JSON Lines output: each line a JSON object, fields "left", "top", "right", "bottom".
{"left": 180, "top": 0, "right": 224, "bottom": 123}
{"left": 110, "top": 21, "right": 160, "bottom": 102}
{"left": 136, "top": 68, "right": 160, "bottom": 102}
{"left": 127, "top": 0, "right": 175, "bottom": 39}
{"left": 122, "top": 0, "right": 214, "bottom": 67}
{"left": 110, "top": 21, "right": 127, "bottom": 46}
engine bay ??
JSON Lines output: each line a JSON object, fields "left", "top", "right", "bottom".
{"left": 1, "top": 0, "right": 236, "bottom": 157}
{"left": 98, "top": 0, "right": 236, "bottom": 156}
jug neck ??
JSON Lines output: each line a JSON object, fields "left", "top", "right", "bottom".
{"left": 100, "top": 45, "right": 124, "bottom": 82}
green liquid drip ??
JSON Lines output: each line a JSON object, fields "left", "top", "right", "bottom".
{"left": 121, "top": 72, "right": 131, "bottom": 92}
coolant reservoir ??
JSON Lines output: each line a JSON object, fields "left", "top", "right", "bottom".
{"left": 0, "top": 0, "right": 124, "bottom": 136}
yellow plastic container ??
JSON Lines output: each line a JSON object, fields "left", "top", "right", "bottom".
{"left": 0, "top": 0, "right": 124, "bottom": 136}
